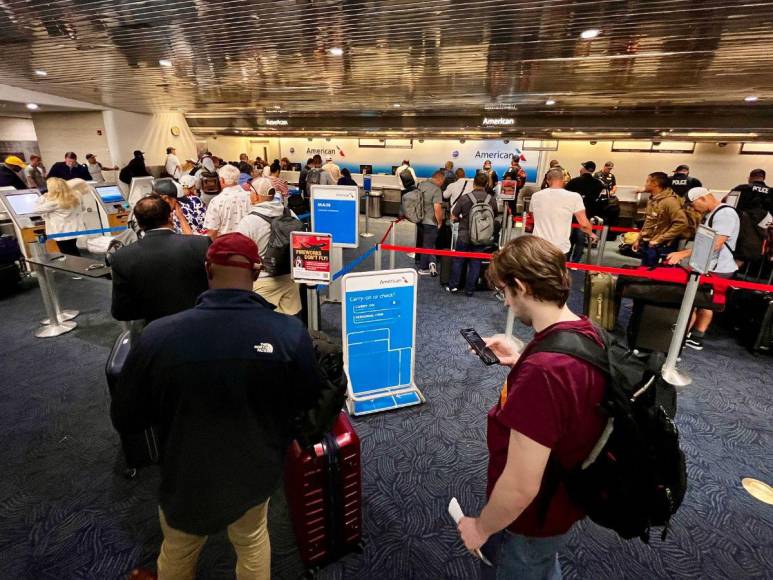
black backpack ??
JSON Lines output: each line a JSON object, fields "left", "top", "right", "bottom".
{"left": 306, "top": 168, "right": 322, "bottom": 187}
{"left": 200, "top": 170, "right": 222, "bottom": 195}
{"left": 252, "top": 209, "right": 304, "bottom": 276}
{"left": 531, "top": 328, "right": 686, "bottom": 543}
{"left": 399, "top": 168, "right": 417, "bottom": 191}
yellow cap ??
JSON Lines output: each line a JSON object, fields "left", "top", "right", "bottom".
{"left": 4, "top": 155, "right": 27, "bottom": 168}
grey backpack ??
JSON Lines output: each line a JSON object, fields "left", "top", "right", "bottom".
{"left": 466, "top": 192, "right": 496, "bottom": 245}
{"left": 401, "top": 188, "right": 425, "bottom": 224}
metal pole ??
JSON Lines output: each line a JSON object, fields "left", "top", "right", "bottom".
{"left": 661, "top": 271, "right": 700, "bottom": 387}
{"left": 596, "top": 225, "right": 610, "bottom": 265}
{"left": 306, "top": 286, "right": 319, "bottom": 332}
{"left": 375, "top": 245, "right": 382, "bottom": 270}
{"left": 28, "top": 243, "right": 77, "bottom": 338}
{"left": 360, "top": 193, "right": 374, "bottom": 238}
{"left": 389, "top": 222, "right": 397, "bottom": 270}
{"left": 326, "top": 247, "right": 343, "bottom": 303}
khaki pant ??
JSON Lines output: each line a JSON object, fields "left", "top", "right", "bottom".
{"left": 253, "top": 274, "right": 302, "bottom": 315}
{"left": 157, "top": 502, "right": 270, "bottom": 580}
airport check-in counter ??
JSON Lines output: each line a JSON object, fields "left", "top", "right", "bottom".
{"left": 91, "top": 183, "right": 130, "bottom": 230}
{"left": 0, "top": 189, "right": 59, "bottom": 259}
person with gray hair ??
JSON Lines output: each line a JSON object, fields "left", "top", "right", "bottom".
{"left": 530, "top": 168, "right": 596, "bottom": 259}
{"left": 203, "top": 164, "right": 252, "bottom": 240}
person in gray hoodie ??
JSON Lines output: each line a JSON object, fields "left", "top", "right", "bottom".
{"left": 236, "top": 177, "right": 302, "bottom": 315}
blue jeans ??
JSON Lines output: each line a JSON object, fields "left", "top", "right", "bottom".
{"left": 449, "top": 239, "right": 484, "bottom": 292}
{"left": 569, "top": 227, "right": 586, "bottom": 263}
{"left": 481, "top": 530, "right": 568, "bottom": 580}
{"left": 419, "top": 224, "right": 438, "bottom": 270}
{"left": 640, "top": 240, "right": 679, "bottom": 267}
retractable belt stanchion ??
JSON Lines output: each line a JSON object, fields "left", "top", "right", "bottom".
{"left": 28, "top": 241, "right": 78, "bottom": 338}
{"left": 306, "top": 286, "right": 320, "bottom": 332}
{"left": 374, "top": 245, "right": 382, "bottom": 270}
{"left": 360, "top": 193, "right": 374, "bottom": 238}
{"left": 389, "top": 222, "right": 397, "bottom": 270}
{"left": 596, "top": 225, "right": 610, "bottom": 265}
{"left": 327, "top": 247, "right": 343, "bottom": 302}
{"left": 661, "top": 270, "right": 700, "bottom": 387}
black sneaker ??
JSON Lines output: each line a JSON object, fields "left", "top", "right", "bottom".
{"left": 685, "top": 335, "right": 704, "bottom": 351}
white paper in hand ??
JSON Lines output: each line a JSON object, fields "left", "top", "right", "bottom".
{"left": 449, "top": 497, "right": 493, "bottom": 567}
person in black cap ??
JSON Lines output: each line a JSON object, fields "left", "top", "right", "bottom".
{"left": 119, "top": 150, "right": 151, "bottom": 185}
{"left": 669, "top": 164, "right": 702, "bottom": 198}
{"left": 565, "top": 161, "right": 605, "bottom": 262}
{"left": 730, "top": 168, "right": 772, "bottom": 215}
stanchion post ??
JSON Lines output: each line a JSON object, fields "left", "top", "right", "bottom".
{"left": 389, "top": 222, "right": 397, "bottom": 270}
{"left": 661, "top": 271, "right": 700, "bottom": 387}
{"left": 306, "top": 286, "right": 319, "bottom": 332}
{"left": 596, "top": 225, "right": 610, "bottom": 265}
{"left": 360, "top": 193, "right": 374, "bottom": 238}
{"left": 27, "top": 242, "right": 77, "bottom": 338}
{"left": 375, "top": 244, "right": 382, "bottom": 270}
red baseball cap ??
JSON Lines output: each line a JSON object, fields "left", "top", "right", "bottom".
{"left": 206, "top": 233, "right": 260, "bottom": 270}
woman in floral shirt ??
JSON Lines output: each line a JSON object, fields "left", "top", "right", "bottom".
{"left": 164, "top": 176, "right": 207, "bottom": 235}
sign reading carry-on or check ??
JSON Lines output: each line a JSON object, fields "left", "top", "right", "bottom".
{"left": 290, "top": 232, "right": 332, "bottom": 285}
{"left": 689, "top": 224, "right": 718, "bottom": 274}
{"left": 310, "top": 185, "right": 359, "bottom": 248}
{"left": 342, "top": 269, "right": 425, "bottom": 415}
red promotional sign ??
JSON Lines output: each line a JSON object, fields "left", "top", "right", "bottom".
{"left": 500, "top": 180, "right": 517, "bottom": 201}
{"left": 291, "top": 232, "right": 332, "bottom": 285}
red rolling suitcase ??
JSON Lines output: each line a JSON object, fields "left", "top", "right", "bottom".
{"left": 284, "top": 411, "right": 362, "bottom": 568}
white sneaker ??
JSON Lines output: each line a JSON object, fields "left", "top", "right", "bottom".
{"left": 407, "top": 252, "right": 416, "bottom": 259}
{"left": 417, "top": 269, "right": 432, "bottom": 276}
{"left": 429, "top": 262, "right": 438, "bottom": 277}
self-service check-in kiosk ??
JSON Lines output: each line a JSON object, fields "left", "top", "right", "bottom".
{"left": 0, "top": 188, "right": 59, "bottom": 258}
{"left": 92, "top": 183, "right": 130, "bottom": 230}
{"left": 127, "top": 176, "right": 155, "bottom": 207}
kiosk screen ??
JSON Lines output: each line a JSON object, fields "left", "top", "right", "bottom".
{"left": 6, "top": 193, "right": 40, "bottom": 216}
{"left": 96, "top": 185, "right": 124, "bottom": 203}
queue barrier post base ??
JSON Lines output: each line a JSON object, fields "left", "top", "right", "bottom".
{"left": 661, "top": 367, "right": 692, "bottom": 387}
{"left": 41, "top": 309, "right": 79, "bottom": 325}
{"left": 35, "top": 320, "right": 77, "bottom": 338}
{"left": 660, "top": 270, "right": 700, "bottom": 388}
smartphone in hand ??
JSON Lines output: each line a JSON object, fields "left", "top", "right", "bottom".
{"left": 460, "top": 328, "right": 500, "bottom": 366}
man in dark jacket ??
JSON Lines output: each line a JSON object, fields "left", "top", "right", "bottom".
{"left": 669, "top": 164, "right": 702, "bottom": 199}
{"left": 111, "top": 232, "right": 344, "bottom": 579}
{"left": 46, "top": 152, "right": 92, "bottom": 181}
{"left": 119, "top": 150, "right": 151, "bottom": 185}
{"left": 565, "top": 161, "right": 605, "bottom": 262}
{"left": 110, "top": 194, "right": 210, "bottom": 323}
{"left": 732, "top": 168, "right": 772, "bottom": 215}
{"left": 0, "top": 156, "right": 28, "bottom": 189}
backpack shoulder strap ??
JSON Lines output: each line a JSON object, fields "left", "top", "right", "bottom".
{"left": 528, "top": 329, "right": 610, "bottom": 376}
{"left": 484, "top": 194, "right": 492, "bottom": 204}
{"left": 252, "top": 211, "right": 274, "bottom": 225}
{"left": 707, "top": 205, "right": 736, "bottom": 252}
{"left": 465, "top": 191, "right": 478, "bottom": 204}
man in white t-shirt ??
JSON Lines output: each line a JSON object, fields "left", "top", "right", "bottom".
{"left": 666, "top": 187, "right": 740, "bottom": 351}
{"left": 203, "top": 164, "right": 252, "bottom": 240}
{"left": 395, "top": 160, "right": 418, "bottom": 192}
{"left": 443, "top": 168, "right": 469, "bottom": 210}
{"left": 165, "top": 147, "right": 182, "bottom": 180}
{"left": 530, "top": 168, "right": 596, "bottom": 258}
{"left": 85, "top": 153, "right": 118, "bottom": 183}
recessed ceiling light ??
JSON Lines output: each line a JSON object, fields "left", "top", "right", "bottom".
{"left": 545, "top": 99, "right": 556, "bottom": 106}
{"left": 250, "top": 14, "right": 260, "bottom": 20}
{"left": 159, "top": 59, "right": 173, "bottom": 67}
{"left": 329, "top": 47, "right": 343, "bottom": 56}
{"left": 580, "top": 29, "right": 600, "bottom": 40}
{"left": 34, "top": 69, "right": 47, "bottom": 77}
{"left": 26, "top": 103, "right": 39, "bottom": 110}
{"left": 744, "top": 95, "right": 759, "bottom": 102}
{"left": 393, "top": 103, "right": 401, "bottom": 108}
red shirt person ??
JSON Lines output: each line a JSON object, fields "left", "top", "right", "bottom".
{"left": 457, "top": 235, "right": 607, "bottom": 578}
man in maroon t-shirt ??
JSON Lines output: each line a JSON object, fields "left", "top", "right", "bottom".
{"left": 457, "top": 235, "right": 607, "bottom": 579}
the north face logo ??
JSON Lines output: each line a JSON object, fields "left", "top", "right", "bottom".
{"left": 254, "top": 343, "right": 274, "bottom": 354}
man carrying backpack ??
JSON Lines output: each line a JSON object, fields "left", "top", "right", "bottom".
{"left": 414, "top": 171, "right": 445, "bottom": 276}
{"left": 237, "top": 177, "right": 304, "bottom": 315}
{"left": 446, "top": 172, "right": 498, "bottom": 295}
{"left": 666, "top": 187, "right": 739, "bottom": 350}
{"left": 458, "top": 235, "right": 685, "bottom": 576}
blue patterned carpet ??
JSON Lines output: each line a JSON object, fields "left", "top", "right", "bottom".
{"left": 1, "top": 222, "right": 771, "bottom": 579}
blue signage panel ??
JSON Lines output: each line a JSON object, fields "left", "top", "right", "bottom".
{"left": 342, "top": 269, "right": 424, "bottom": 415}
{"left": 311, "top": 185, "right": 359, "bottom": 248}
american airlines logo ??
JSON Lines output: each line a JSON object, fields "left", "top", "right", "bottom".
{"left": 482, "top": 117, "right": 515, "bottom": 126}
{"left": 266, "top": 119, "right": 288, "bottom": 126}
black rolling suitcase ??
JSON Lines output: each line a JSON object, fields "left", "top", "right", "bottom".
{"left": 725, "top": 290, "right": 773, "bottom": 355}
{"left": 106, "top": 330, "right": 160, "bottom": 477}
{"left": 627, "top": 302, "right": 679, "bottom": 352}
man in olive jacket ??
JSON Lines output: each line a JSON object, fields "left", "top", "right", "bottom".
{"left": 633, "top": 172, "right": 690, "bottom": 267}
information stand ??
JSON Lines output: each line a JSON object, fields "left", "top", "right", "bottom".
{"left": 311, "top": 185, "right": 359, "bottom": 302}
{"left": 342, "top": 269, "right": 425, "bottom": 415}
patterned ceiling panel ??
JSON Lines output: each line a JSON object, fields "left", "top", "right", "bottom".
{"left": 1, "top": 0, "right": 772, "bottom": 132}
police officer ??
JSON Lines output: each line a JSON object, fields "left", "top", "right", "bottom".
{"left": 594, "top": 161, "right": 617, "bottom": 196}
{"left": 669, "top": 164, "right": 702, "bottom": 198}
{"left": 730, "top": 168, "right": 772, "bottom": 215}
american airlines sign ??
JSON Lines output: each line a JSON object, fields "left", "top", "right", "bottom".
{"left": 482, "top": 117, "right": 515, "bottom": 126}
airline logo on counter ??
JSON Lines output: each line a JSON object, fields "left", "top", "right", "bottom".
{"left": 306, "top": 144, "right": 346, "bottom": 157}
{"left": 266, "top": 119, "right": 288, "bottom": 126}
{"left": 475, "top": 148, "right": 527, "bottom": 162}
{"left": 482, "top": 117, "right": 515, "bottom": 126}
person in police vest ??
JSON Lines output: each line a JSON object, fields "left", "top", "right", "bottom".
{"left": 669, "top": 164, "right": 702, "bottom": 199}
{"left": 731, "top": 168, "right": 772, "bottom": 215}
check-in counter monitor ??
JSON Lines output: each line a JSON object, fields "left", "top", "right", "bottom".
{"left": 281, "top": 170, "right": 300, "bottom": 185}
{"left": 93, "top": 184, "right": 130, "bottom": 231}
{"left": 0, "top": 188, "right": 58, "bottom": 256}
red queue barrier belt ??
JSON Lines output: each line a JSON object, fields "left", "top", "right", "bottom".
{"left": 379, "top": 217, "right": 405, "bottom": 245}
{"left": 379, "top": 244, "right": 773, "bottom": 294}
